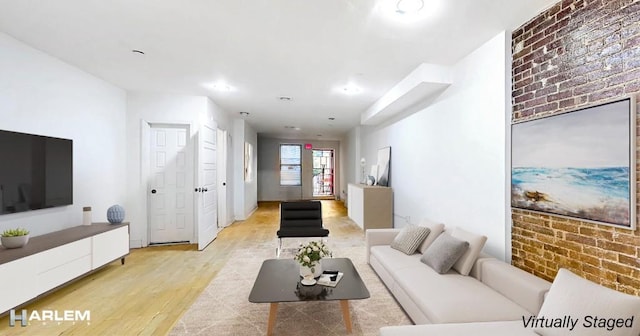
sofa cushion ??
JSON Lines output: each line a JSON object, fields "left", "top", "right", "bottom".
{"left": 420, "top": 233, "right": 469, "bottom": 274}
{"left": 393, "top": 265, "right": 532, "bottom": 323}
{"left": 370, "top": 245, "right": 423, "bottom": 273}
{"left": 535, "top": 268, "right": 640, "bottom": 336}
{"left": 450, "top": 227, "right": 487, "bottom": 276}
{"left": 380, "top": 321, "right": 538, "bottom": 336}
{"left": 390, "top": 225, "right": 431, "bottom": 255}
{"left": 480, "top": 259, "right": 550, "bottom": 315}
{"left": 417, "top": 219, "right": 445, "bottom": 253}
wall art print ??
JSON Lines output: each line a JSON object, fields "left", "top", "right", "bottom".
{"left": 376, "top": 146, "right": 391, "bottom": 187}
{"left": 244, "top": 142, "right": 253, "bottom": 182}
{"left": 511, "top": 97, "right": 636, "bottom": 229}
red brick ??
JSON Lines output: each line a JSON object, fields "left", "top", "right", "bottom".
{"left": 511, "top": 0, "right": 640, "bottom": 293}
{"left": 588, "top": 86, "right": 625, "bottom": 102}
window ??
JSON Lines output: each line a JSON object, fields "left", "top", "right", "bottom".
{"left": 280, "top": 144, "right": 301, "bottom": 186}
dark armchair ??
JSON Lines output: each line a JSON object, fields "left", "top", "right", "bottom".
{"left": 277, "top": 201, "right": 329, "bottom": 257}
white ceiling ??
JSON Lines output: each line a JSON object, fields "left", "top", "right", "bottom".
{"left": 0, "top": 0, "right": 557, "bottom": 140}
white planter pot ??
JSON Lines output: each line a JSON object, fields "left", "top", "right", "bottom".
{"left": 1, "top": 235, "right": 29, "bottom": 249}
{"left": 299, "top": 262, "right": 323, "bottom": 279}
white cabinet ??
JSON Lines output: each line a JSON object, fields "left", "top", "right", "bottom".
{"left": 92, "top": 226, "right": 129, "bottom": 269}
{"left": 348, "top": 183, "right": 393, "bottom": 231}
{"left": 0, "top": 223, "right": 129, "bottom": 314}
{"left": 0, "top": 255, "right": 38, "bottom": 313}
{"left": 36, "top": 238, "right": 92, "bottom": 293}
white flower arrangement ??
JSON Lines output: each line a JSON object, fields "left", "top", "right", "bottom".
{"left": 294, "top": 241, "right": 331, "bottom": 271}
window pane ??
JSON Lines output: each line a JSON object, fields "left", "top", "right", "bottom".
{"left": 281, "top": 145, "right": 301, "bottom": 165}
{"left": 281, "top": 165, "right": 301, "bottom": 185}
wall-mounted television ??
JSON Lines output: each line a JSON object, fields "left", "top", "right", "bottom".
{"left": 0, "top": 130, "right": 73, "bottom": 215}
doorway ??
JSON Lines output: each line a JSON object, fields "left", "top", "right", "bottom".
{"left": 216, "top": 128, "right": 228, "bottom": 229}
{"left": 148, "top": 124, "right": 194, "bottom": 245}
{"left": 312, "top": 149, "right": 334, "bottom": 197}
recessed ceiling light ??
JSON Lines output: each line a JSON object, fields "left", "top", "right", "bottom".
{"left": 204, "top": 82, "right": 235, "bottom": 92}
{"left": 340, "top": 83, "right": 363, "bottom": 95}
{"left": 278, "top": 96, "right": 293, "bottom": 101}
{"left": 239, "top": 112, "right": 250, "bottom": 116}
{"left": 132, "top": 49, "right": 145, "bottom": 55}
{"left": 396, "top": 0, "right": 424, "bottom": 14}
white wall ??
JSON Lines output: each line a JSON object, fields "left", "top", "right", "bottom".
{"left": 0, "top": 33, "right": 127, "bottom": 236}
{"left": 233, "top": 119, "right": 258, "bottom": 220}
{"left": 126, "top": 93, "right": 233, "bottom": 247}
{"left": 341, "top": 127, "right": 361, "bottom": 203}
{"left": 359, "top": 31, "right": 510, "bottom": 259}
{"left": 257, "top": 137, "right": 341, "bottom": 201}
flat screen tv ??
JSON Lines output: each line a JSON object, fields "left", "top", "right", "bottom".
{"left": 0, "top": 129, "right": 73, "bottom": 215}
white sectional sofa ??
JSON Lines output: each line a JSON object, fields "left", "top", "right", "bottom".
{"left": 367, "top": 223, "right": 640, "bottom": 336}
{"left": 366, "top": 226, "right": 550, "bottom": 327}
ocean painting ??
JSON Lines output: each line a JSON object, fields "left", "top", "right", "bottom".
{"left": 511, "top": 98, "right": 634, "bottom": 228}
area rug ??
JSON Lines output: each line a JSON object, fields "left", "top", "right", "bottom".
{"left": 169, "top": 239, "right": 412, "bottom": 335}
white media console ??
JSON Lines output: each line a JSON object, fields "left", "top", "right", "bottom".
{"left": 0, "top": 223, "right": 130, "bottom": 314}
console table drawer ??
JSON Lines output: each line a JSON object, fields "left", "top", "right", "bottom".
{"left": 37, "top": 255, "right": 92, "bottom": 293}
{"left": 36, "top": 238, "right": 91, "bottom": 273}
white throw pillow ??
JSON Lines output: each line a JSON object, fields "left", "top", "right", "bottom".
{"left": 450, "top": 227, "right": 487, "bottom": 276}
{"left": 417, "top": 219, "right": 445, "bottom": 254}
{"left": 535, "top": 268, "right": 640, "bottom": 336}
{"left": 390, "top": 225, "right": 431, "bottom": 255}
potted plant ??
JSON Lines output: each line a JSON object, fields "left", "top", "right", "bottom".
{"left": 294, "top": 240, "right": 331, "bottom": 279}
{"left": 1, "top": 228, "right": 30, "bottom": 249}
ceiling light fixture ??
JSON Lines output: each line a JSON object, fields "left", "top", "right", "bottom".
{"left": 396, "top": 0, "right": 424, "bottom": 14}
{"left": 278, "top": 96, "right": 293, "bottom": 101}
{"left": 131, "top": 49, "right": 145, "bottom": 55}
{"left": 340, "top": 83, "right": 363, "bottom": 95}
{"left": 239, "top": 112, "right": 250, "bottom": 117}
{"left": 204, "top": 82, "right": 235, "bottom": 92}
{"left": 328, "top": 117, "right": 336, "bottom": 121}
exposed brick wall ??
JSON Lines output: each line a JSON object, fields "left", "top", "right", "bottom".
{"left": 511, "top": 0, "right": 640, "bottom": 295}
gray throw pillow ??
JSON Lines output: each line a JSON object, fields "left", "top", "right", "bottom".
{"left": 421, "top": 233, "right": 469, "bottom": 274}
{"left": 390, "top": 225, "right": 431, "bottom": 255}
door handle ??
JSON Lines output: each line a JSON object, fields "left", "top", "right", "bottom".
{"left": 151, "top": 189, "right": 157, "bottom": 194}
{"left": 222, "top": 182, "right": 226, "bottom": 186}
{"left": 203, "top": 188, "right": 208, "bottom": 192}
{"left": 194, "top": 188, "right": 201, "bottom": 192}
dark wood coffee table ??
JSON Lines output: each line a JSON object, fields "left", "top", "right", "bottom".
{"left": 249, "top": 258, "right": 370, "bottom": 335}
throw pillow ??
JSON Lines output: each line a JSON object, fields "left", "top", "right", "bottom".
{"left": 535, "top": 268, "right": 640, "bottom": 336}
{"left": 417, "top": 219, "right": 445, "bottom": 254}
{"left": 450, "top": 227, "right": 487, "bottom": 276}
{"left": 390, "top": 225, "right": 431, "bottom": 255}
{"left": 420, "top": 233, "right": 469, "bottom": 274}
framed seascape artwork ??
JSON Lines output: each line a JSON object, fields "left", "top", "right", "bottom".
{"left": 511, "top": 97, "right": 636, "bottom": 229}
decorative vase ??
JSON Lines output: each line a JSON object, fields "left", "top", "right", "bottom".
{"left": 83, "top": 206, "right": 92, "bottom": 226}
{"left": 1, "top": 235, "right": 29, "bottom": 249}
{"left": 300, "top": 262, "right": 323, "bottom": 278}
{"left": 107, "top": 205, "right": 125, "bottom": 224}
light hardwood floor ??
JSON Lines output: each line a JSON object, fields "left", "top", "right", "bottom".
{"left": 0, "top": 201, "right": 358, "bottom": 335}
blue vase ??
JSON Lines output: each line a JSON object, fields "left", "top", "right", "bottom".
{"left": 107, "top": 205, "right": 125, "bottom": 224}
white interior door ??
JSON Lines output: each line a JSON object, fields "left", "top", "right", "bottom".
{"left": 196, "top": 124, "right": 217, "bottom": 250}
{"left": 216, "top": 128, "right": 227, "bottom": 229}
{"left": 149, "top": 125, "right": 194, "bottom": 244}
{"left": 226, "top": 132, "right": 234, "bottom": 226}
